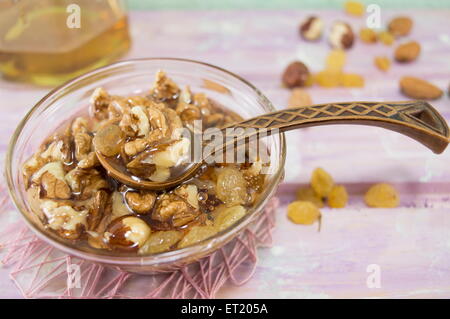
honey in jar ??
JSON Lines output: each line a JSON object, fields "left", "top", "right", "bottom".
{"left": 0, "top": 0, "right": 131, "bottom": 85}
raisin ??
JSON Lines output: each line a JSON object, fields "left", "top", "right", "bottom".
{"left": 296, "top": 186, "right": 324, "bottom": 208}
{"left": 374, "top": 56, "right": 391, "bottom": 72}
{"left": 364, "top": 183, "right": 399, "bottom": 208}
{"left": 287, "top": 201, "right": 321, "bottom": 225}
{"left": 379, "top": 31, "right": 395, "bottom": 45}
{"left": 315, "top": 71, "right": 341, "bottom": 88}
{"left": 288, "top": 88, "right": 313, "bottom": 107}
{"left": 326, "top": 49, "right": 346, "bottom": 72}
{"left": 310, "top": 167, "right": 334, "bottom": 197}
{"left": 340, "top": 73, "right": 365, "bottom": 87}
{"left": 327, "top": 185, "right": 348, "bottom": 208}
{"left": 344, "top": 1, "right": 364, "bottom": 16}
{"left": 359, "top": 28, "right": 378, "bottom": 43}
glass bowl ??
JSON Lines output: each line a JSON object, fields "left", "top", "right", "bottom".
{"left": 6, "top": 58, "right": 286, "bottom": 274}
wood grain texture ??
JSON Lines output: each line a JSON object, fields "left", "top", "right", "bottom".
{"left": 1, "top": 9, "right": 450, "bottom": 298}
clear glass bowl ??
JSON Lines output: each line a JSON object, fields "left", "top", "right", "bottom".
{"left": 6, "top": 58, "right": 286, "bottom": 274}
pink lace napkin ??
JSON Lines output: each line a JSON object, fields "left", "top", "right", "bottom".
{"left": 0, "top": 189, "right": 278, "bottom": 299}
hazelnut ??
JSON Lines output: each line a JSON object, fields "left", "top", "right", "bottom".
{"left": 281, "top": 61, "right": 310, "bottom": 88}
{"left": 106, "top": 216, "right": 151, "bottom": 250}
{"left": 388, "top": 16, "right": 413, "bottom": 37}
{"left": 394, "top": 41, "right": 420, "bottom": 63}
{"left": 329, "top": 21, "right": 354, "bottom": 50}
{"left": 299, "top": 16, "right": 323, "bottom": 41}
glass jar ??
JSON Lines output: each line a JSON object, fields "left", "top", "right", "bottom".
{"left": 6, "top": 58, "right": 286, "bottom": 274}
{"left": 0, "top": 0, "right": 131, "bottom": 85}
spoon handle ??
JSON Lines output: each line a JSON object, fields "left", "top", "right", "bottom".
{"left": 219, "top": 100, "right": 449, "bottom": 154}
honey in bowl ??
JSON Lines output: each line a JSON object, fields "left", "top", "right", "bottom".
{"left": 22, "top": 71, "right": 269, "bottom": 255}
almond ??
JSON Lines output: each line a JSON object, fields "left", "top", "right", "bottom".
{"left": 388, "top": 16, "right": 413, "bottom": 37}
{"left": 395, "top": 41, "right": 420, "bottom": 63}
{"left": 400, "top": 76, "right": 443, "bottom": 100}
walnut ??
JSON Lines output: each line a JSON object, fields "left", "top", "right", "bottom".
{"left": 90, "top": 87, "right": 111, "bottom": 120}
{"left": 74, "top": 132, "right": 92, "bottom": 161}
{"left": 152, "top": 138, "right": 190, "bottom": 168}
{"left": 31, "top": 162, "right": 71, "bottom": 199}
{"left": 176, "top": 86, "right": 202, "bottom": 124}
{"left": 125, "top": 191, "right": 156, "bottom": 214}
{"left": 147, "top": 106, "right": 168, "bottom": 136}
{"left": 77, "top": 152, "right": 99, "bottom": 169}
{"left": 124, "top": 138, "right": 149, "bottom": 156}
{"left": 88, "top": 190, "right": 110, "bottom": 231}
{"left": 65, "top": 168, "right": 110, "bottom": 200}
{"left": 40, "top": 141, "right": 60, "bottom": 160}
{"left": 164, "top": 108, "right": 183, "bottom": 140}
{"left": 152, "top": 193, "right": 200, "bottom": 227}
{"left": 174, "top": 184, "right": 199, "bottom": 209}
{"left": 71, "top": 117, "right": 89, "bottom": 135}
{"left": 40, "top": 171, "right": 71, "bottom": 199}
{"left": 111, "top": 191, "right": 132, "bottom": 218}
{"left": 149, "top": 167, "right": 170, "bottom": 182}
{"left": 23, "top": 154, "right": 45, "bottom": 188}
{"left": 40, "top": 200, "right": 88, "bottom": 240}
{"left": 150, "top": 70, "right": 180, "bottom": 101}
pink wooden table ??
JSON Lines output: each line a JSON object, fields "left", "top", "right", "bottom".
{"left": 1, "top": 9, "right": 450, "bottom": 298}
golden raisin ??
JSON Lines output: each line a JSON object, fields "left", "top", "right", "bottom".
{"left": 315, "top": 71, "right": 341, "bottom": 88}
{"left": 327, "top": 185, "right": 348, "bottom": 208}
{"left": 296, "top": 187, "right": 324, "bottom": 208}
{"left": 310, "top": 167, "right": 334, "bottom": 197}
{"left": 288, "top": 88, "right": 313, "bottom": 108}
{"left": 340, "top": 73, "right": 365, "bottom": 87}
{"left": 344, "top": 1, "right": 364, "bottom": 16}
{"left": 325, "top": 49, "right": 346, "bottom": 72}
{"left": 374, "top": 56, "right": 391, "bottom": 72}
{"left": 364, "top": 183, "right": 399, "bottom": 208}
{"left": 287, "top": 201, "right": 321, "bottom": 225}
{"left": 359, "top": 28, "right": 378, "bottom": 43}
{"left": 379, "top": 31, "right": 395, "bottom": 45}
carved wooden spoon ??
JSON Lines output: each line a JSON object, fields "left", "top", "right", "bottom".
{"left": 96, "top": 100, "right": 449, "bottom": 190}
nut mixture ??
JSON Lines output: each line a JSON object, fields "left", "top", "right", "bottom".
{"left": 23, "top": 71, "right": 268, "bottom": 255}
